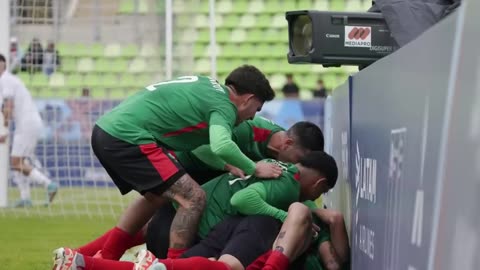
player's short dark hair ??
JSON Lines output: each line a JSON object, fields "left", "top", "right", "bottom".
{"left": 0, "top": 54, "right": 6, "bottom": 63}
{"left": 225, "top": 65, "right": 275, "bottom": 103}
{"left": 287, "top": 121, "right": 324, "bottom": 151}
{"left": 300, "top": 151, "right": 338, "bottom": 188}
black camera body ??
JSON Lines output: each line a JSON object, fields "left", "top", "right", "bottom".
{"left": 286, "top": 10, "right": 398, "bottom": 66}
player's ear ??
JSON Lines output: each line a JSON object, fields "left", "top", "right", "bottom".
{"left": 244, "top": 93, "right": 256, "bottom": 104}
{"left": 314, "top": 177, "right": 327, "bottom": 191}
{"left": 284, "top": 137, "right": 294, "bottom": 148}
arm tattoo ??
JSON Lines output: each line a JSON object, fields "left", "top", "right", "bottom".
{"left": 324, "top": 243, "right": 341, "bottom": 269}
{"left": 162, "top": 175, "right": 206, "bottom": 249}
{"left": 278, "top": 231, "right": 286, "bottom": 239}
{"left": 274, "top": 245, "right": 285, "bottom": 253}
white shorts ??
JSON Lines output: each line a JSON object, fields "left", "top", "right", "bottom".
{"left": 11, "top": 121, "right": 43, "bottom": 158}
{"left": 11, "top": 131, "right": 39, "bottom": 157}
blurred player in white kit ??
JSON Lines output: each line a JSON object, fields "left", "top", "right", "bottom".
{"left": 0, "top": 53, "right": 57, "bottom": 207}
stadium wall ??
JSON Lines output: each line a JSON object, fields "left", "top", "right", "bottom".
{"left": 324, "top": 3, "right": 480, "bottom": 270}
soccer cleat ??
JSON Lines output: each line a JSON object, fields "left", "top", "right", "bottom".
{"left": 134, "top": 250, "right": 166, "bottom": 270}
{"left": 13, "top": 199, "right": 32, "bottom": 208}
{"left": 47, "top": 182, "right": 58, "bottom": 203}
{"left": 146, "top": 262, "right": 167, "bottom": 270}
{"left": 52, "top": 247, "right": 85, "bottom": 270}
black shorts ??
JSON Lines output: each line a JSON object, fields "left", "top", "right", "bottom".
{"left": 183, "top": 215, "right": 282, "bottom": 267}
{"left": 91, "top": 125, "right": 186, "bottom": 195}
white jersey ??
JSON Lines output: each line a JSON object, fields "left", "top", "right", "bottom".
{"left": 0, "top": 71, "right": 42, "bottom": 131}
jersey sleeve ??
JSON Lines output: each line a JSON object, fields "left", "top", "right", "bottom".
{"left": 209, "top": 101, "right": 237, "bottom": 130}
{"left": 191, "top": 144, "right": 227, "bottom": 170}
{"left": 209, "top": 112, "right": 256, "bottom": 175}
{"left": 231, "top": 173, "right": 300, "bottom": 220}
{"left": 262, "top": 172, "right": 301, "bottom": 208}
{"left": 230, "top": 182, "right": 288, "bottom": 222}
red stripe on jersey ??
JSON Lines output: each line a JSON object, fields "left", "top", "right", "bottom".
{"left": 294, "top": 172, "right": 300, "bottom": 181}
{"left": 163, "top": 122, "right": 208, "bottom": 137}
{"left": 253, "top": 127, "right": 272, "bottom": 142}
{"left": 167, "top": 150, "right": 177, "bottom": 159}
{"left": 139, "top": 143, "right": 179, "bottom": 181}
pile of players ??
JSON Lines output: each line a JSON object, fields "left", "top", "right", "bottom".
{"left": 52, "top": 65, "right": 350, "bottom": 270}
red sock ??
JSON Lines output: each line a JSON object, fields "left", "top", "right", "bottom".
{"left": 262, "top": 251, "right": 289, "bottom": 270}
{"left": 160, "top": 257, "right": 231, "bottom": 270}
{"left": 131, "top": 230, "right": 145, "bottom": 247}
{"left": 166, "top": 248, "right": 187, "bottom": 259}
{"left": 76, "top": 228, "right": 114, "bottom": 256}
{"left": 246, "top": 251, "right": 272, "bottom": 270}
{"left": 81, "top": 254, "right": 134, "bottom": 270}
{"left": 101, "top": 227, "right": 135, "bottom": 260}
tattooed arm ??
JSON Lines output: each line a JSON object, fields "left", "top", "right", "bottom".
{"left": 318, "top": 241, "right": 342, "bottom": 270}
{"left": 313, "top": 208, "right": 350, "bottom": 263}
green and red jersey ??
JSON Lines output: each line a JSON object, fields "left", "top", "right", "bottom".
{"left": 175, "top": 116, "right": 285, "bottom": 170}
{"left": 231, "top": 116, "right": 285, "bottom": 161}
{"left": 96, "top": 76, "right": 237, "bottom": 151}
{"left": 194, "top": 159, "right": 300, "bottom": 238}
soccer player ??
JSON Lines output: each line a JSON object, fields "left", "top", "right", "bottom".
{"left": 67, "top": 118, "right": 325, "bottom": 261}
{"left": 53, "top": 65, "right": 281, "bottom": 266}
{"left": 52, "top": 151, "right": 337, "bottom": 270}
{"left": 176, "top": 117, "right": 325, "bottom": 184}
{"left": 145, "top": 201, "right": 349, "bottom": 270}
{"left": 0, "top": 54, "right": 58, "bottom": 207}
{"left": 244, "top": 201, "right": 350, "bottom": 270}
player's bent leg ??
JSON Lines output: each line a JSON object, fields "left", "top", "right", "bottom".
{"left": 272, "top": 202, "right": 313, "bottom": 260}
{"left": 10, "top": 156, "right": 31, "bottom": 175}
{"left": 75, "top": 224, "right": 147, "bottom": 259}
{"left": 12, "top": 171, "right": 32, "bottom": 207}
{"left": 11, "top": 152, "right": 57, "bottom": 204}
{"left": 256, "top": 203, "right": 313, "bottom": 270}
{"left": 161, "top": 174, "right": 206, "bottom": 256}
{"left": 102, "top": 196, "right": 160, "bottom": 260}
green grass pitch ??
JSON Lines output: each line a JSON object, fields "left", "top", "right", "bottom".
{"left": 0, "top": 187, "right": 138, "bottom": 269}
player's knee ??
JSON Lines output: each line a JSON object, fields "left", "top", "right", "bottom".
{"left": 288, "top": 202, "right": 311, "bottom": 221}
{"left": 219, "top": 254, "right": 245, "bottom": 270}
{"left": 10, "top": 157, "right": 23, "bottom": 170}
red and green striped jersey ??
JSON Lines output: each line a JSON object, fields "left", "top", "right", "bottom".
{"left": 196, "top": 159, "right": 300, "bottom": 238}
{"left": 96, "top": 76, "right": 237, "bottom": 150}
{"left": 175, "top": 116, "right": 285, "bottom": 169}
{"left": 232, "top": 116, "right": 285, "bottom": 161}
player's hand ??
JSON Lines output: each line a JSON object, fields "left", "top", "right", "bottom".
{"left": 254, "top": 161, "right": 283, "bottom": 179}
{"left": 0, "top": 134, "right": 7, "bottom": 143}
{"left": 312, "top": 223, "right": 320, "bottom": 238}
{"left": 225, "top": 164, "right": 246, "bottom": 179}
